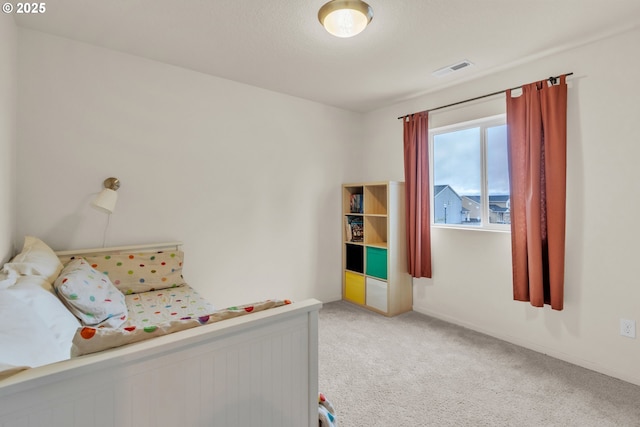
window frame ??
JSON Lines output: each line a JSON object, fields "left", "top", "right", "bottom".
{"left": 429, "top": 113, "right": 510, "bottom": 232}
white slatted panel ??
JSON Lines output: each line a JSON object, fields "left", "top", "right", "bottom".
{"left": 74, "top": 394, "right": 96, "bottom": 425}
{"left": 0, "top": 300, "right": 320, "bottom": 427}
{"left": 3, "top": 416, "right": 27, "bottom": 427}
{"left": 248, "top": 340, "right": 263, "bottom": 425}
{"left": 52, "top": 401, "right": 74, "bottom": 426}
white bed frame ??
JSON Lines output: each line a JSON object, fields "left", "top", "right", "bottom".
{"left": 0, "top": 242, "right": 322, "bottom": 427}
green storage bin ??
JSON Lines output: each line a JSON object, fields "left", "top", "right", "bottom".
{"left": 366, "top": 246, "right": 388, "bottom": 280}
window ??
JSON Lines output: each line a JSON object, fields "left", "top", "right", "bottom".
{"left": 431, "top": 115, "right": 509, "bottom": 229}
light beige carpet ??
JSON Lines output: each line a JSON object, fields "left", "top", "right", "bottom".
{"left": 318, "top": 300, "right": 640, "bottom": 427}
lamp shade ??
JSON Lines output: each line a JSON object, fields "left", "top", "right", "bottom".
{"left": 318, "top": 0, "right": 373, "bottom": 38}
{"left": 92, "top": 188, "right": 118, "bottom": 213}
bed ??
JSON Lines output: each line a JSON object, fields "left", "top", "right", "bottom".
{"left": 0, "top": 237, "right": 321, "bottom": 426}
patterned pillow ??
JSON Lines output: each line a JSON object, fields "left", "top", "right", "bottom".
{"left": 75, "top": 250, "right": 186, "bottom": 295}
{"left": 53, "top": 258, "right": 128, "bottom": 328}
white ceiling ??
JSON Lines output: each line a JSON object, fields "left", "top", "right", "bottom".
{"left": 13, "top": 0, "right": 640, "bottom": 112}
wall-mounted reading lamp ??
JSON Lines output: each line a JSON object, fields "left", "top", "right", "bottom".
{"left": 91, "top": 177, "right": 120, "bottom": 214}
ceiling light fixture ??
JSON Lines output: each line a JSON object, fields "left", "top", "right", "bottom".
{"left": 318, "top": 0, "right": 373, "bottom": 38}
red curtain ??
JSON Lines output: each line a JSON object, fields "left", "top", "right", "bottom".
{"left": 506, "top": 75, "right": 568, "bottom": 310}
{"left": 403, "top": 112, "right": 432, "bottom": 278}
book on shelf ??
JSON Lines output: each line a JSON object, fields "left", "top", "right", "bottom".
{"left": 349, "top": 194, "right": 363, "bottom": 213}
{"left": 345, "top": 217, "right": 352, "bottom": 242}
{"left": 345, "top": 216, "right": 364, "bottom": 242}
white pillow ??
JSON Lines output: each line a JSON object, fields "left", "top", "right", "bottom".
{"left": 53, "top": 258, "right": 128, "bottom": 328}
{"left": 9, "top": 275, "right": 80, "bottom": 348}
{"left": 0, "top": 289, "right": 72, "bottom": 369}
{"left": 2, "top": 236, "right": 63, "bottom": 285}
{"left": 0, "top": 270, "right": 17, "bottom": 290}
{"left": 0, "top": 276, "right": 80, "bottom": 374}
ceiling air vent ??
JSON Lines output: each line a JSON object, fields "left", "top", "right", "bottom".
{"left": 432, "top": 60, "right": 474, "bottom": 77}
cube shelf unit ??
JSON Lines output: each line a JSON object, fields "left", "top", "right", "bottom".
{"left": 342, "top": 182, "right": 412, "bottom": 316}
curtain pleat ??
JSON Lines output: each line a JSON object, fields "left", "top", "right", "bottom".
{"left": 506, "top": 75, "right": 567, "bottom": 310}
{"left": 403, "top": 112, "right": 432, "bottom": 278}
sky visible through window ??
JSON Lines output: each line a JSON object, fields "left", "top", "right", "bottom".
{"left": 487, "top": 125, "right": 509, "bottom": 196}
{"left": 434, "top": 125, "right": 508, "bottom": 196}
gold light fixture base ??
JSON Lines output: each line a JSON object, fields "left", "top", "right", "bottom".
{"left": 103, "top": 177, "right": 120, "bottom": 191}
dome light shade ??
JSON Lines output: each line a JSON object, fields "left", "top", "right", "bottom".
{"left": 91, "top": 177, "right": 120, "bottom": 214}
{"left": 92, "top": 188, "right": 118, "bottom": 213}
{"left": 318, "top": 0, "right": 373, "bottom": 38}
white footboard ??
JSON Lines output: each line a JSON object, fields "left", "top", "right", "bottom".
{"left": 0, "top": 298, "right": 321, "bottom": 427}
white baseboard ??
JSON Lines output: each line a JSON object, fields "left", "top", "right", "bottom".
{"left": 412, "top": 305, "right": 640, "bottom": 387}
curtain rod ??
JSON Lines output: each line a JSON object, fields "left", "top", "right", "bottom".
{"left": 397, "top": 72, "right": 573, "bottom": 120}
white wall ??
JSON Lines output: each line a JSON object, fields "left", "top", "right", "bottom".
{"left": 361, "top": 27, "right": 640, "bottom": 386}
{"left": 16, "top": 29, "right": 363, "bottom": 307}
{"left": 14, "top": 20, "right": 640, "bottom": 386}
{"left": 0, "top": 14, "right": 17, "bottom": 264}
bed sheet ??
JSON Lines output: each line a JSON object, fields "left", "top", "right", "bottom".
{"left": 124, "top": 284, "right": 215, "bottom": 329}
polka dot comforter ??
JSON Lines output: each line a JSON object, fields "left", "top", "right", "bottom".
{"left": 71, "top": 289, "right": 292, "bottom": 356}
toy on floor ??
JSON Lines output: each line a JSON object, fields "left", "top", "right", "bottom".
{"left": 318, "top": 392, "right": 337, "bottom": 426}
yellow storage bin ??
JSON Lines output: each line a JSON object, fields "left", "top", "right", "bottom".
{"left": 344, "top": 271, "right": 365, "bottom": 304}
